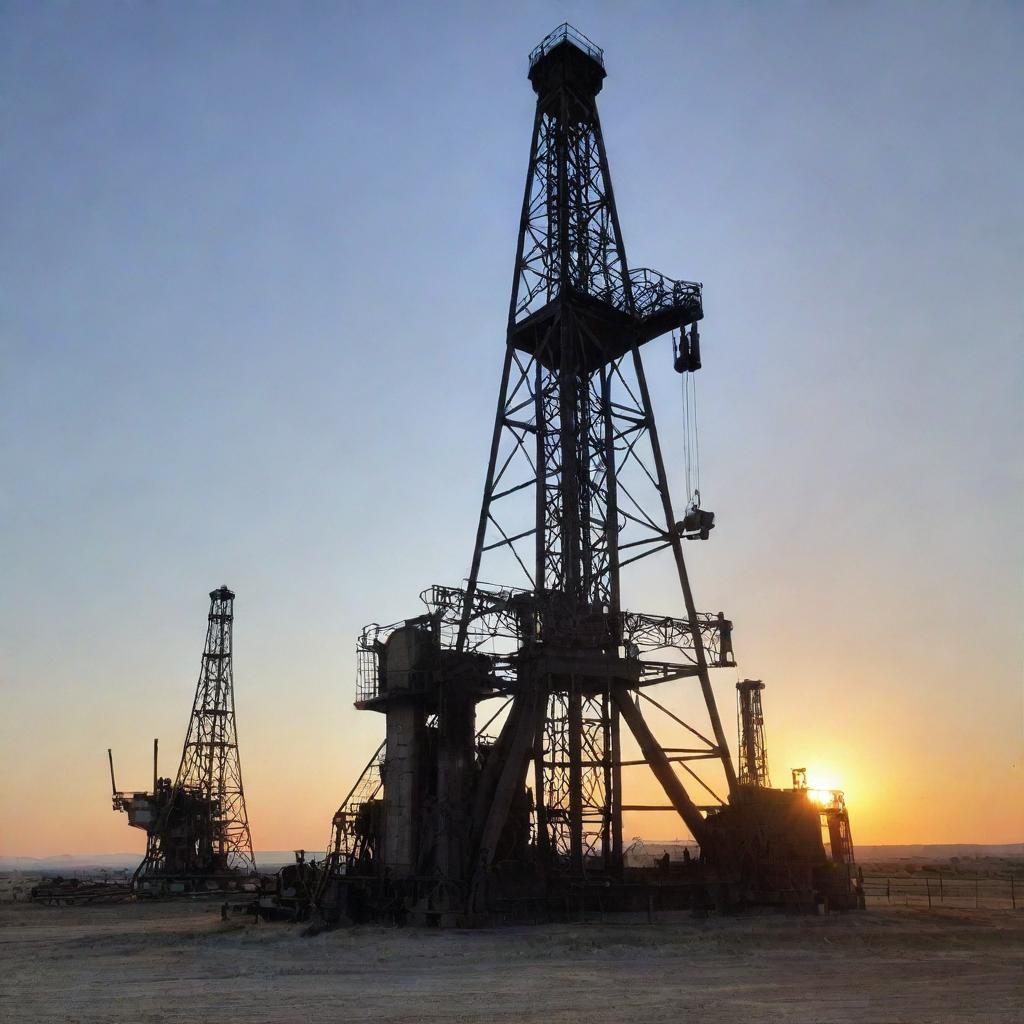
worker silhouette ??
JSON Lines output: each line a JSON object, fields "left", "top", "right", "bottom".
{"left": 716, "top": 612, "right": 734, "bottom": 666}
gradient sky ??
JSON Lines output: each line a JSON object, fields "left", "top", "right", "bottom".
{"left": 2, "top": 1, "right": 1022, "bottom": 857}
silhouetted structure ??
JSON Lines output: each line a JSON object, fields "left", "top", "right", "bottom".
{"left": 305, "top": 25, "right": 859, "bottom": 924}
{"left": 109, "top": 587, "right": 256, "bottom": 894}
{"left": 736, "top": 679, "right": 770, "bottom": 787}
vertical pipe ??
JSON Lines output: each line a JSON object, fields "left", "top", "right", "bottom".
{"left": 737, "top": 684, "right": 756, "bottom": 783}
{"left": 153, "top": 738, "right": 158, "bottom": 792}
{"left": 745, "top": 694, "right": 758, "bottom": 784}
{"left": 555, "top": 91, "right": 570, "bottom": 293}
{"left": 554, "top": 86, "right": 580, "bottom": 603}
{"left": 601, "top": 690, "right": 612, "bottom": 870}
{"left": 568, "top": 679, "right": 583, "bottom": 872}
{"left": 558, "top": 314, "right": 581, "bottom": 600}
{"left": 578, "top": 373, "right": 594, "bottom": 602}
{"left": 533, "top": 685, "right": 550, "bottom": 862}
{"left": 535, "top": 360, "right": 547, "bottom": 597}
{"left": 601, "top": 363, "right": 621, "bottom": 623}
{"left": 609, "top": 696, "right": 623, "bottom": 872}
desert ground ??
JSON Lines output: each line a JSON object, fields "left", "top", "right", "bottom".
{"left": 1, "top": 900, "right": 1021, "bottom": 1023}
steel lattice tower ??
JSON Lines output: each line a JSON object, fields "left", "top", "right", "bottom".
{"left": 736, "top": 679, "right": 770, "bottom": 787}
{"left": 457, "top": 24, "right": 735, "bottom": 871}
{"left": 171, "top": 586, "right": 255, "bottom": 875}
{"left": 313, "top": 25, "right": 862, "bottom": 922}
{"left": 120, "top": 586, "right": 257, "bottom": 890}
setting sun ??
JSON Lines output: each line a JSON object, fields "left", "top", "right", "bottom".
{"left": 807, "top": 788, "right": 843, "bottom": 808}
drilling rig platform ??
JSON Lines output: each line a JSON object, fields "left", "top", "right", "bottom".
{"left": 277, "top": 24, "right": 861, "bottom": 925}
{"left": 109, "top": 587, "right": 257, "bottom": 895}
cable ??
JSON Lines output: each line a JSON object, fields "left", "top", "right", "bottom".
{"left": 679, "top": 334, "right": 692, "bottom": 501}
{"left": 692, "top": 369, "right": 700, "bottom": 499}
{"left": 675, "top": 329, "right": 703, "bottom": 511}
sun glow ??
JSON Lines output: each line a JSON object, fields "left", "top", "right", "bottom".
{"left": 807, "top": 788, "right": 843, "bottom": 808}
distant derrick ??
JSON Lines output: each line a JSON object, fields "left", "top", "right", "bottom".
{"left": 109, "top": 587, "right": 256, "bottom": 894}
{"left": 736, "top": 679, "right": 770, "bottom": 787}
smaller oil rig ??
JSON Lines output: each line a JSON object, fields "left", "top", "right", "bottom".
{"left": 109, "top": 586, "right": 257, "bottom": 894}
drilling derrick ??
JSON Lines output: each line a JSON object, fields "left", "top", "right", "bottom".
{"left": 736, "top": 679, "right": 770, "bottom": 787}
{"left": 451, "top": 22, "right": 737, "bottom": 879}
{"left": 313, "top": 24, "right": 861, "bottom": 923}
{"left": 110, "top": 587, "right": 257, "bottom": 894}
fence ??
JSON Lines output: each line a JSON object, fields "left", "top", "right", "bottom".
{"left": 861, "top": 873, "right": 1020, "bottom": 909}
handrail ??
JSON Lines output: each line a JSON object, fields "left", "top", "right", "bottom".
{"left": 529, "top": 23, "right": 604, "bottom": 69}
{"left": 628, "top": 267, "right": 702, "bottom": 321}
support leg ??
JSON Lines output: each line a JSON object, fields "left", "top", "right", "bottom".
{"left": 612, "top": 684, "right": 709, "bottom": 847}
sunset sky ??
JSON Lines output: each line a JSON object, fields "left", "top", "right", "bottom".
{"left": 2, "top": 2, "right": 1021, "bottom": 857}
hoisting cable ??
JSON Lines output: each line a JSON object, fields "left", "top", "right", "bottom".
{"left": 690, "top": 367, "right": 701, "bottom": 501}
{"left": 673, "top": 326, "right": 712, "bottom": 540}
{"left": 684, "top": 360, "right": 694, "bottom": 505}
{"left": 675, "top": 330, "right": 700, "bottom": 510}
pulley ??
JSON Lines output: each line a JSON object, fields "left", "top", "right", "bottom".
{"left": 678, "top": 491, "right": 715, "bottom": 541}
{"left": 674, "top": 323, "right": 713, "bottom": 539}
{"left": 673, "top": 323, "right": 701, "bottom": 374}
{"left": 687, "top": 322, "right": 701, "bottom": 371}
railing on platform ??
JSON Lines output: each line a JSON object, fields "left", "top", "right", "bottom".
{"left": 629, "top": 267, "right": 702, "bottom": 322}
{"left": 529, "top": 23, "right": 604, "bottom": 69}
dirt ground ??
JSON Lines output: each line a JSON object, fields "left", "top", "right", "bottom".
{"left": 1, "top": 900, "right": 1021, "bottom": 1023}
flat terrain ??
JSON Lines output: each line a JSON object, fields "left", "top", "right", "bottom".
{"left": 1, "top": 901, "right": 1021, "bottom": 1023}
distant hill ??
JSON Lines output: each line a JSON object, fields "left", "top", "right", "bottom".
{"left": 3, "top": 844, "right": 1020, "bottom": 872}
{"left": 0, "top": 853, "right": 142, "bottom": 870}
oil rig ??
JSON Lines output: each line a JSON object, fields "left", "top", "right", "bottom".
{"left": 109, "top": 586, "right": 257, "bottom": 894}
{"left": 289, "top": 25, "right": 861, "bottom": 925}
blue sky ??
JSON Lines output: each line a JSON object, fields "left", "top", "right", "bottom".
{"left": 1, "top": 1, "right": 1022, "bottom": 852}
